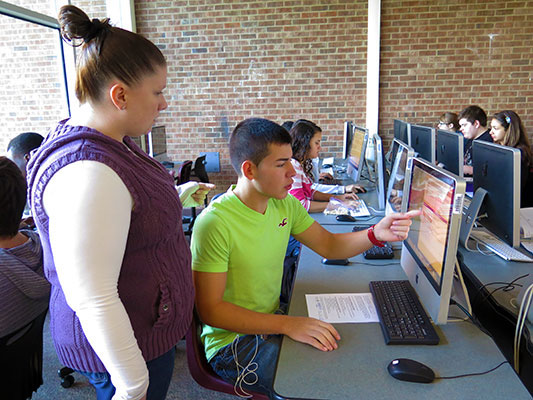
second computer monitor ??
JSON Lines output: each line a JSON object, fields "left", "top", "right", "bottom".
{"left": 367, "top": 135, "right": 387, "bottom": 211}
{"left": 401, "top": 157, "right": 466, "bottom": 324}
{"left": 436, "top": 129, "right": 464, "bottom": 177}
{"left": 393, "top": 119, "right": 410, "bottom": 146}
{"left": 346, "top": 125, "right": 368, "bottom": 183}
{"left": 409, "top": 124, "right": 436, "bottom": 164}
{"left": 386, "top": 139, "right": 415, "bottom": 215}
{"left": 473, "top": 140, "right": 521, "bottom": 248}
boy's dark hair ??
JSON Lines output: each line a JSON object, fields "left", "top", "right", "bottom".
{"left": 7, "top": 132, "right": 44, "bottom": 156}
{"left": 290, "top": 119, "right": 322, "bottom": 163}
{"left": 281, "top": 120, "right": 294, "bottom": 132}
{"left": 229, "top": 118, "right": 292, "bottom": 175}
{"left": 458, "top": 105, "right": 487, "bottom": 127}
{"left": 0, "top": 156, "right": 27, "bottom": 237}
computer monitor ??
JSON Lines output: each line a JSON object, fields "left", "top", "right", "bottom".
{"left": 366, "top": 135, "right": 388, "bottom": 211}
{"left": 342, "top": 121, "right": 353, "bottom": 160}
{"left": 401, "top": 157, "right": 466, "bottom": 324}
{"left": 132, "top": 126, "right": 167, "bottom": 160}
{"left": 385, "top": 139, "right": 415, "bottom": 215}
{"left": 346, "top": 125, "right": 368, "bottom": 183}
{"left": 409, "top": 125, "right": 436, "bottom": 164}
{"left": 473, "top": 140, "right": 521, "bottom": 248}
{"left": 393, "top": 119, "right": 409, "bottom": 145}
{"left": 436, "top": 129, "right": 464, "bottom": 177}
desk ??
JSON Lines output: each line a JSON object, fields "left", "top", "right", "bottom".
{"left": 272, "top": 224, "right": 531, "bottom": 400}
{"left": 458, "top": 246, "right": 533, "bottom": 394}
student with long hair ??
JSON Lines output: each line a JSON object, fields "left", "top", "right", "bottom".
{"left": 490, "top": 110, "right": 533, "bottom": 207}
{"left": 289, "top": 119, "right": 364, "bottom": 212}
{"left": 26, "top": 5, "right": 212, "bottom": 399}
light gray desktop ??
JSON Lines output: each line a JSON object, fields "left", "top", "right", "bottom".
{"left": 272, "top": 223, "right": 531, "bottom": 399}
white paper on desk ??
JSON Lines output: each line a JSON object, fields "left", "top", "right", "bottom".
{"left": 520, "top": 207, "right": 533, "bottom": 239}
{"left": 305, "top": 293, "right": 379, "bottom": 323}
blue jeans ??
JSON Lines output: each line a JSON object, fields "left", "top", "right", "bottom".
{"left": 210, "top": 333, "right": 283, "bottom": 396}
{"left": 77, "top": 347, "right": 176, "bottom": 400}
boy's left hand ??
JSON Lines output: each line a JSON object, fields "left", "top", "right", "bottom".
{"left": 373, "top": 210, "right": 421, "bottom": 242}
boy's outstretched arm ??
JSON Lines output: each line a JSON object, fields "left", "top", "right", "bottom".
{"left": 193, "top": 270, "right": 341, "bottom": 352}
{"left": 294, "top": 210, "right": 421, "bottom": 259}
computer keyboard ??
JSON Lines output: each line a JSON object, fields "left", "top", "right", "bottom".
{"left": 369, "top": 280, "right": 440, "bottom": 345}
{"left": 352, "top": 226, "right": 394, "bottom": 259}
{"left": 470, "top": 229, "right": 533, "bottom": 262}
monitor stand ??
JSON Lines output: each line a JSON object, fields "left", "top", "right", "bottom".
{"left": 459, "top": 187, "right": 488, "bottom": 251}
{"left": 450, "top": 258, "right": 472, "bottom": 319}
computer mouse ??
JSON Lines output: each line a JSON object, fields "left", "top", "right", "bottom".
{"left": 387, "top": 358, "right": 435, "bottom": 383}
{"left": 322, "top": 163, "right": 333, "bottom": 168}
{"left": 336, "top": 214, "right": 356, "bottom": 222}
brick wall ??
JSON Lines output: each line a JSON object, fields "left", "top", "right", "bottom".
{"left": 135, "top": 0, "right": 369, "bottom": 193}
{"left": 2, "top": 1, "right": 533, "bottom": 195}
{"left": 379, "top": 0, "right": 533, "bottom": 149}
{"left": 0, "top": 0, "right": 107, "bottom": 153}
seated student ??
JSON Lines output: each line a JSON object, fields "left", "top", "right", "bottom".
{"left": 7, "top": 132, "right": 45, "bottom": 228}
{"left": 288, "top": 119, "right": 364, "bottom": 213}
{"left": 281, "top": 120, "right": 294, "bottom": 132}
{"left": 489, "top": 110, "right": 533, "bottom": 207}
{"left": 458, "top": 105, "right": 493, "bottom": 176}
{"left": 6, "top": 132, "right": 44, "bottom": 178}
{"left": 191, "top": 118, "right": 419, "bottom": 396}
{"left": 437, "top": 112, "right": 460, "bottom": 133}
{"left": 0, "top": 156, "right": 50, "bottom": 398}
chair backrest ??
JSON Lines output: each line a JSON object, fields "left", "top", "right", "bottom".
{"left": 192, "top": 155, "right": 210, "bottom": 183}
{"left": 0, "top": 308, "right": 47, "bottom": 399}
{"left": 185, "top": 310, "right": 270, "bottom": 400}
{"left": 177, "top": 160, "right": 193, "bottom": 185}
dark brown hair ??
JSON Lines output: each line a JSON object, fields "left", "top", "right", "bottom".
{"left": 458, "top": 105, "right": 487, "bottom": 127}
{"left": 229, "top": 118, "right": 292, "bottom": 176}
{"left": 0, "top": 157, "right": 27, "bottom": 237}
{"left": 492, "top": 110, "right": 533, "bottom": 165}
{"left": 289, "top": 119, "right": 321, "bottom": 163}
{"left": 58, "top": 5, "right": 166, "bottom": 103}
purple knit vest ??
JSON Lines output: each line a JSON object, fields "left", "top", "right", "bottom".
{"left": 26, "top": 120, "right": 194, "bottom": 372}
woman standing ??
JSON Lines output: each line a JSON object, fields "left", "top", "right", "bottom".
{"left": 289, "top": 119, "right": 362, "bottom": 212}
{"left": 489, "top": 110, "right": 533, "bottom": 207}
{"left": 27, "top": 6, "right": 210, "bottom": 399}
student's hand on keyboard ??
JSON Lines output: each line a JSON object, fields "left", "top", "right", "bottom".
{"left": 334, "top": 192, "right": 359, "bottom": 201}
{"left": 345, "top": 184, "right": 366, "bottom": 194}
{"left": 283, "top": 316, "right": 340, "bottom": 352}
{"left": 374, "top": 210, "right": 422, "bottom": 242}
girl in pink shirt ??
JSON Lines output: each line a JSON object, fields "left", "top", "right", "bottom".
{"left": 289, "top": 119, "right": 363, "bottom": 212}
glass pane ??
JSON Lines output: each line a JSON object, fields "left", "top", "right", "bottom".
{"left": 0, "top": 14, "right": 69, "bottom": 152}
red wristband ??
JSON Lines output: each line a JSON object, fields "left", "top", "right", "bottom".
{"left": 367, "top": 225, "right": 385, "bottom": 247}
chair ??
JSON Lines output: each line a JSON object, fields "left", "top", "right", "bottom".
{"left": 0, "top": 309, "right": 48, "bottom": 399}
{"left": 176, "top": 160, "right": 193, "bottom": 185}
{"left": 185, "top": 310, "right": 269, "bottom": 400}
{"left": 191, "top": 155, "right": 209, "bottom": 184}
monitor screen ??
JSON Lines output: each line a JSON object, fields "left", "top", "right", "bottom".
{"left": 346, "top": 125, "right": 368, "bottom": 183}
{"left": 473, "top": 141, "right": 521, "bottom": 248}
{"left": 366, "top": 135, "right": 388, "bottom": 211}
{"left": 436, "top": 129, "right": 464, "bottom": 177}
{"left": 393, "top": 119, "right": 409, "bottom": 145}
{"left": 386, "top": 139, "right": 414, "bottom": 215}
{"left": 401, "top": 157, "right": 465, "bottom": 324}
{"left": 409, "top": 125, "right": 436, "bottom": 164}
{"left": 342, "top": 121, "right": 353, "bottom": 160}
{"left": 131, "top": 125, "right": 167, "bottom": 159}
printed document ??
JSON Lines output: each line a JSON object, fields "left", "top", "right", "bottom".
{"left": 306, "top": 293, "right": 379, "bottom": 323}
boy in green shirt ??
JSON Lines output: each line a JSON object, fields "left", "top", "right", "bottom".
{"left": 191, "top": 118, "right": 418, "bottom": 396}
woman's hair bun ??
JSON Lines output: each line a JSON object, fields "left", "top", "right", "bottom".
{"left": 58, "top": 5, "right": 110, "bottom": 46}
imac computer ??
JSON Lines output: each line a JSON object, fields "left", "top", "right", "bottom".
{"left": 436, "top": 129, "right": 464, "bottom": 177}
{"left": 366, "top": 135, "right": 388, "bottom": 211}
{"left": 134, "top": 126, "right": 167, "bottom": 160}
{"left": 342, "top": 121, "right": 353, "bottom": 160}
{"left": 472, "top": 140, "right": 521, "bottom": 248}
{"left": 393, "top": 119, "right": 410, "bottom": 145}
{"left": 346, "top": 125, "right": 369, "bottom": 183}
{"left": 401, "top": 157, "right": 466, "bottom": 324}
{"left": 409, "top": 125, "right": 436, "bottom": 164}
{"left": 385, "top": 139, "right": 415, "bottom": 215}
